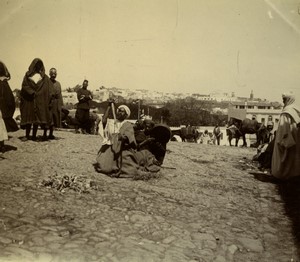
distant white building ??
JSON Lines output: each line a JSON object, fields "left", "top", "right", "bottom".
{"left": 193, "top": 94, "right": 214, "bottom": 101}
{"left": 228, "top": 100, "right": 282, "bottom": 129}
{"left": 210, "top": 91, "right": 237, "bottom": 102}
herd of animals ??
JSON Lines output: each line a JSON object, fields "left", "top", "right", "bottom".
{"left": 170, "top": 118, "right": 272, "bottom": 147}
{"left": 39, "top": 107, "right": 270, "bottom": 148}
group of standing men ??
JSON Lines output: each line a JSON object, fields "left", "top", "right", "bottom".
{"left": 19, "top": 58, "right": 96, "bottom": 139}
{"left": 1, "top": 57, "right": 99, "bottom": 146}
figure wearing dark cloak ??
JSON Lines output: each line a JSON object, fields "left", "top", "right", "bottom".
{"left": 20, "top": 58, "right": 54, "bottom": 141}
{"left": 75, "top": 80, "right": 93, "bottom": 134}
{"left": 0, "top": 61, "right": 19, "bottom": 132}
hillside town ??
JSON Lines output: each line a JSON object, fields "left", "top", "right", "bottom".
{"left": 60, "top": 85, "right": 283, "bottom": 127}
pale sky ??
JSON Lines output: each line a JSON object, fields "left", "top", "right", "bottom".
{"left": 1, "top": 0, "right": 300, "bottom": 102}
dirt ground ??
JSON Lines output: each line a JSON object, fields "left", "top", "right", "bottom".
{"left": 0, "top": 129, "right": 299, "bottom": 262}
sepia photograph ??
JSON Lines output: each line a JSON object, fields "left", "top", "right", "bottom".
{"left": 0, "top": 0, "right": 300, "bottom": 261}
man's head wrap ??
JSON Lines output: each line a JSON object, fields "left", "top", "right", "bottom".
{"left": 0, "top": 61, "right": 10, "bottom": 80}
{"left": 282, "top": 91, "right": 300, "bottom": 124}
{"left": 282, "top": 92, "right": 295, "bottom": 107}
{"left": 26, "top": 58, "right": 45, "bottom": 77}
{"left": 117, "top": 105, "right": 131, "bottom": 118}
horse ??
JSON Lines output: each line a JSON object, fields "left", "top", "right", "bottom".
{"left": 171, "top": 126, "right": 200, "bottom": 142}
{"left": 226, "top": 118, "right": 269, "bottom": 147}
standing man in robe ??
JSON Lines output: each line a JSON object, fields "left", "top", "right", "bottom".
{"left": 271, "top": 92, "right": 300, "bottom": 180}
{"left": 20, "top": 58, "right": 53, "bottom": 141}
{"left": 213, "top": 123, "right": 221, "bottom": 145}
{"left": 44, "top": 68, "right": 63, "bottom": 139}
{"left": 75, "top": 80, "right": 93, "bottom": 134}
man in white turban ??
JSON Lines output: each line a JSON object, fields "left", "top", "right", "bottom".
{"left": 271, "top": 92, "right": 300, "bottom": 179}
{"left": 95, "top": 100, "right": 161, "bottom": 178}
{"left": 95, "top": 100, "right": 137, "bottom": 176}
{"left": 100, "top": 104, "right": 131, "bottom": 145}
{"left": 117, "top": 105, "right": 130, "bottom": 119}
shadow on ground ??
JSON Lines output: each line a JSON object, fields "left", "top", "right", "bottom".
{"left": 250, "top": 171, "right": 281, "bottom": 184}
{"left": 2, "top": 144, "right": 17, "bottom": 153}
{"left": 277, "top": 177, "right": 300, "bottom": 259}
{"left": 18, "top": 135, "right": 64, "bottom": 142}
{"left": 251, "top": 171, "right": 300, "bottom": 259}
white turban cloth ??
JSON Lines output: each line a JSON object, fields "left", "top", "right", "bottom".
{"left": 282, "top": 92, "right": 295, "bottom": 107}
{"left": 117, "top": 105, "right": 131, "bottom": 118}
{"left": 282, "top": 91, "right": 300, "bottom": 124}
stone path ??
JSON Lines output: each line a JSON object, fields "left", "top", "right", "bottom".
{"left": 0, "top": 130, "right": 299, "bottom": 262}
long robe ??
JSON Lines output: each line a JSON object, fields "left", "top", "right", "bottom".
{"left": 50, "top": 80, "right": 63, "bottom": 127}
{"left": 0, "top": 79, "right": 18, "bottom": 132}
{"left": 75, "top": 88, "right": 92, "bottom": 130}
{"left": 96, "top": 120, "right": 160, "bottom": 178}
{"left": 0, "top": 110, "right": 8, "bottom": 141}
{"left": 271, "top": 108, "right": 300, "bottom": 179}
{"left": 0, "top": 61, "right": 18, "bottom": 132}
{"left": 20, "top": 59, "right": 53, "bottom": 128}
{"left": 96, "top": 121, "right": 138, "bottom": 176}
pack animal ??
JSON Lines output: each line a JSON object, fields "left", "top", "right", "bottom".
{"left": 171, "top": 126, "right": 199, "bottom": 142}
{"left": 226, "top": 118, "right": 269, "bottom": 147}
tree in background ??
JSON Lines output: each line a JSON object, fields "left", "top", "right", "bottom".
{"left": 149, "top": 98, "right": 227, "bottom": 127}
{"left": 56, "top": 88, "right": 227, "bottom": 126}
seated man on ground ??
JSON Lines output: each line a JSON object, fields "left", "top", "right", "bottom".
{"left": 253, "top": 131, "right": 276, "bottom": 171}
{"left": 95, "top": 101, "right": 161, "bottom": 178}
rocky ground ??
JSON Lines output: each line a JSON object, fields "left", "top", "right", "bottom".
{"left": 0, "top": 129, "right": 299, "bottom": 262}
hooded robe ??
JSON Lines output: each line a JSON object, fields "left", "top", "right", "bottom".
{"left": 271, "top": 94, "right": 300, "bottom": 179}
{"left": 0, "top": 61, "right": 18, "bottom": 132}
{"left": 20, "top": 58, "right": 53, "bottom": 128}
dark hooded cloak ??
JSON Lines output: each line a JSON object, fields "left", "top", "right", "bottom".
{"left": 0, "top": 61, "right": 19, "bottom": 132}
{"left": 20, "top": 58, "right": 53, "bottom": 128}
